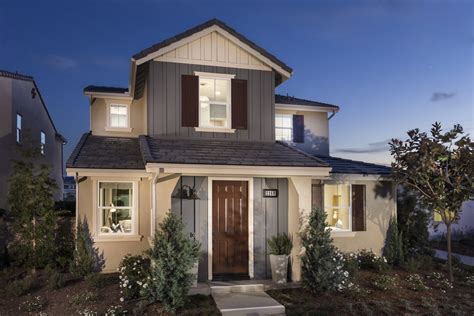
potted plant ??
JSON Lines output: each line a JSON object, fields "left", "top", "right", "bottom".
{"left": 267, "top": 233, "right": 293, "bottom": 284}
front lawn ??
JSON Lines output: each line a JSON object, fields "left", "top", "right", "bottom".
{"left": 0, "top": 271, "right": 220, "bottom": 315}
{"left": 267, "top": 267, "right": 474, "bottom": 315}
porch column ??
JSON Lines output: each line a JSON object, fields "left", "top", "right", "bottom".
{"left": 288, "top": 176, "right": 312, "bottom": 282}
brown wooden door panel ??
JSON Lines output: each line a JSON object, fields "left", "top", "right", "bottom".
{"left": 212, "top": 181, "right": 249, "bottom": 277}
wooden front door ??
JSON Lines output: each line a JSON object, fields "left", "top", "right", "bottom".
{"left": 212, "top": 180, "right": 249, "bottom": 279}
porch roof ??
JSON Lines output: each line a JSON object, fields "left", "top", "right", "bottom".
{"left": 315, "top": 155, "right": 391, "bottom": 175}
{"left": 140, "top": 136, "right": 329, "bottom": 168}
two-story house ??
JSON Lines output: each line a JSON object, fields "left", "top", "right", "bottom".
{"left": 0, "top": 70, "right": 66, "bottom": 210}
{"left": 66, "top": 19, "right": 395, "bottom": 282}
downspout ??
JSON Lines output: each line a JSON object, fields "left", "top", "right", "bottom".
{"left": 75, "top": 172, "right": 79, "bottom": 228}
{"left": 150, "top": 171, "right": 160, "bottom": 238}
{"left": 328, "top": 110, "right": 337, "bottom": 120}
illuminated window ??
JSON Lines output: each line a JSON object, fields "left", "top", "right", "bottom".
{"left": 275, "top": 114, "right": 293, "bottom": 141}
{"left": 324, "top": 184, "right": 351, "bottom": 231}
{"left": 98, "top": 182, "right": 134, "bottom": 235}
{"left": 197, "top": 72, "right": 233, "bottom": 129}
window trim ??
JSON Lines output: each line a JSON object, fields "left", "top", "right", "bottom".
{"left": 95, "top": 180, "right": 139, "bottom": 238}
{"left": 275, "top": 113, "right": 293, "bottom": 141}
{"left": 105, "top": 103, "right": 133, "bottom": 132}
{"left": 194, "top": 71, "right": 236, "bottom": 133}
{"left": 40, "top": 131, "right": 46, "bottom": 156}
{"left": 323, "top": 183, "right": 353, "bottom": 232}
{"left": 16, "top": 113, "right": 22, "bottom": 144}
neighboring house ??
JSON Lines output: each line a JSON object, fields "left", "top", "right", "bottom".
{"left": 0, "top": 70, "right": 65, "bottom": 209}
{"left": 66, "top": 19, "right": 395, "bottom": 281}
{"left": 63, "top": 176, "right": 76, "bottom": 201}
{"left": 429, "top": 199, "right": 474, "bottom": 238}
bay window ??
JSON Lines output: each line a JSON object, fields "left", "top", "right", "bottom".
{"left": 98, "top": 182, "right": 134, "bottom": 234}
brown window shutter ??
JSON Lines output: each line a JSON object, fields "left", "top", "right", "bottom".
{"left": 292, "top": 115, "right": 304, "bottom": 143}
{"left": 352, "top": 184, "right": 366, "bottom": 231}
{"left": 231, "top": 79, "right": 247, "bottom": 129}
{"left": 181, "top": 75, "right": 199, "bottom": 127}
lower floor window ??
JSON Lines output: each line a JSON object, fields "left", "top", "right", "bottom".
{"left": 98, "top": 182, "right": 134, "bottom": 234}
{"left": 324, "top": 184, "right": 351, "bottom": 231}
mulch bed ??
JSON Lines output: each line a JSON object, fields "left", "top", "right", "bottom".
{"left": 0, "top": 271, "right": 220, "bottom": 315}
{"left": 267, "top": 267, "right": 474, "bottom": 315}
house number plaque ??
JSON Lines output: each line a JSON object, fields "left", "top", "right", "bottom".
{"left": 263, "top": 189, "right": 278, "bottom": 198}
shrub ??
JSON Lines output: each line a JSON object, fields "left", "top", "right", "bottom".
{"left": 144, "top": 212, "right": 200, "bottom": 312}
{"left": 373, "top": 274, "right": 398, "bottom": 291}
{"left": 405, "top": 274, "right": 429, "bottom": 291}
{"left": 6, "top": 275, "right": 35, "bottom": 297}
{"left": 357, "top": 249, "right": 389, "bottom": 272}
{"left": 267, "top": 233, "right": 293, "bottom": 255}
{"left": 71, "top": 290, "right": 99, "bottom": 306}
{"left": 401, "top": 255, "right": 433, "bottom": 273}
{"left": 300, "top": 208, "right": 352, "bottom": 292}
{"left": 77, "top": 307, "right": 98, "bottom": 316}
{"left": 427, "top": 271, "right": 453, "bottom": 292}
{"left": 383, "top": 216, "right": 404, "bottom": 265}
{"left": 70, "top": 217, "right": 105, "bottom": 278}
{"left": 19, "top": 295, "right": 47, "bottom": 312}
{"left": 342, "top": 252, "right": 360, "bottom": 277}
{"left": 48, "top": 271, "right": 66, "bottom": 290}
{"left": 118, "top": 254, "right": 150, "bottom": 301}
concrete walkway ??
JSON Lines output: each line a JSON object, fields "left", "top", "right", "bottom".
{"left": 211, "top": 284, "right": 285, "bottom": 316}
{"left": 434, "top": 249, "right": 474, "bottom": 266}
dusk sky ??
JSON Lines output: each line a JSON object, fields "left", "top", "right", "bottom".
{"left": 1, "top": 0, "right": 472, "bottom": 165}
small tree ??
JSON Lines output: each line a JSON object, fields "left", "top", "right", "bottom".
{"left": 145, "top": 212, "right": 200, "bottom": 313}
{"left": 383, "top": 216, "right": 404, "bottom": 265}
{"left": 70, "top": 217, "right": 104, "bottom": 277}
{"left": 300, "top": 208, "right": 351, "bottom": 292}
{"left": 7, "top": 133, "right": 58, "bottom": 270}
{"left": 390, "top": 122, "right": 473, "bottom": 281}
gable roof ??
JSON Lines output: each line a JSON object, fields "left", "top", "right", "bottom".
{"left": 315, "top": 155, "right": 391, "bottom": 175}
{"left": 133, "top": 18, "right": 292, "bottom": 78}
{"left": 275, "top": 94, "right": 339, "bottom": 111}
{"left": 0, "top": 70, "right": 66, "bottom": 142}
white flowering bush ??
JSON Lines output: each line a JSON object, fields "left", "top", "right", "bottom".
{"left": 406, "top": 273, "right": 430, "bottom": 291}
{"left": 373, "top": 274, "right": 398, "bottom": 291}
{"left": 118, "top": 254, "right": 150, "bottom": 301}
{"left": 300, "top": 208, "right": 353, "bottom": 293}
{"left": 427, "top": 272, "right": 453, "bottom": 292}
{"left": 105, "top": 304, "right": 128, "bottom": 316}
{"left": 357, "top": 249, "right": 389, "bottom": 272}
{"left": 19, "top": 295, "right": 47, "bottom": 312}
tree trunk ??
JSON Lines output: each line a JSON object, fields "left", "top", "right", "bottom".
{"left": 446, "top": 222, "right": 453, "bottom": 282}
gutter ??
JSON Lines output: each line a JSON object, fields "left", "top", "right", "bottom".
{"left": 328, "top": 110, "right": 337, "bottom": 120}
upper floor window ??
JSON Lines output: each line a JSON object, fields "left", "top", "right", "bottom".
{"left": 109, "top": 104, "right": 128, "bottom": 128}
{"left": 275, "top": 114, "right": 293, "bottom": 141}
{"left": 40, "top": 131, "right": 46, "bottom": 155}
{"left": 98, "top": 181, "right": 135, "bottom": 235}
{"left": 196, "top": 72, "right": 235, "bottom": 131}
{"left": 16, "top": 114, "right": 22, "bottom": 144}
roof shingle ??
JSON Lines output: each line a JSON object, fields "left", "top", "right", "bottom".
{"left": 315, "top": 155, "right": 391, "bottom": 175}
{"left": 275, "top": 94, "right": 339, "bottom": 110}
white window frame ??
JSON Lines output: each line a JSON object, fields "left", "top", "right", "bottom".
{"left": 275, "top": 114, "right": 293, "bottom": 141}
{"left": 96, "top": 180, "right": 138, "bottom": 237}
{"left": 105, "top": 103, "right": 132, "bottom": 132}
{"left": 323, "top": 183, "right": 352, "bottom": 232}
{"left": 16, "top": 113, "right": 22, "bottom": 144}
{"left": 40, "top": 131, "right": 46, "bottom": 155}
{"left": 194, "top": 71, "right": 236, "bottom": 133}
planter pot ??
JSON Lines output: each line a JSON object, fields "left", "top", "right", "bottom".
{"left": 270, "top": 254, "right": 289, "bottom": 284}
{"left": 189, "top": 261, "right": 199, "bottom": 287}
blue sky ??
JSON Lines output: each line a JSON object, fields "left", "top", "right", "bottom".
{"left": 1, "top": 0, "right": 472, "bottom": 165}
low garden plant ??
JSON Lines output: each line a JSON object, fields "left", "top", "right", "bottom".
{"left": 70, "top": 290, "right": 100, "bottom": 306}
{"left": 357, "top": 249, "right": 389, "bottom": 272}
{"left": 105, "top": 304, "right": 128, "bottom": 316}
{"left": 48, "top": 271, "right": 66, "bottom": 290}
{"left": 118, "top": 254, "right": 150, "bottom": 301}
{"left": 6, "top": 275, "right": 35, "bottom": 297}
{"left": 373, "top": 274, "right": 398, "bottom": 291}
{"left": 405, "top": 274, "right": 430, "bottom": 291}
{"left": 19, "top": 295, "right": 47, "bottom": 312}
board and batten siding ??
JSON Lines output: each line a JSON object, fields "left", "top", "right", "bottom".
{"left": 253, "top": 178, "right": 289, "bottom": 279}
{"left": 147, "top": 61, "right": 275, "bottom": 142}
{"left": 170, "top": 176, "right": 288, "bottom": 281}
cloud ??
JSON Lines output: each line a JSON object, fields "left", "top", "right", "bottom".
{"left": 334, "top": 139, "right": 390, "bottom": 154}
{"left": 431, "top": 92, "right": 456, "bottom": 102}
{"left": 46, "top": 54, "right": 78, "bottom": 69}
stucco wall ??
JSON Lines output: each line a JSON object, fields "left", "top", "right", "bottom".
{"left": 77, "top": 177, "right": 152, "bottom": 272}
{"left": 275, "top": 109, "right": 330, "bottom": 156}
{"left": 90, "top": 91, "right": 147, "bottom": 138}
